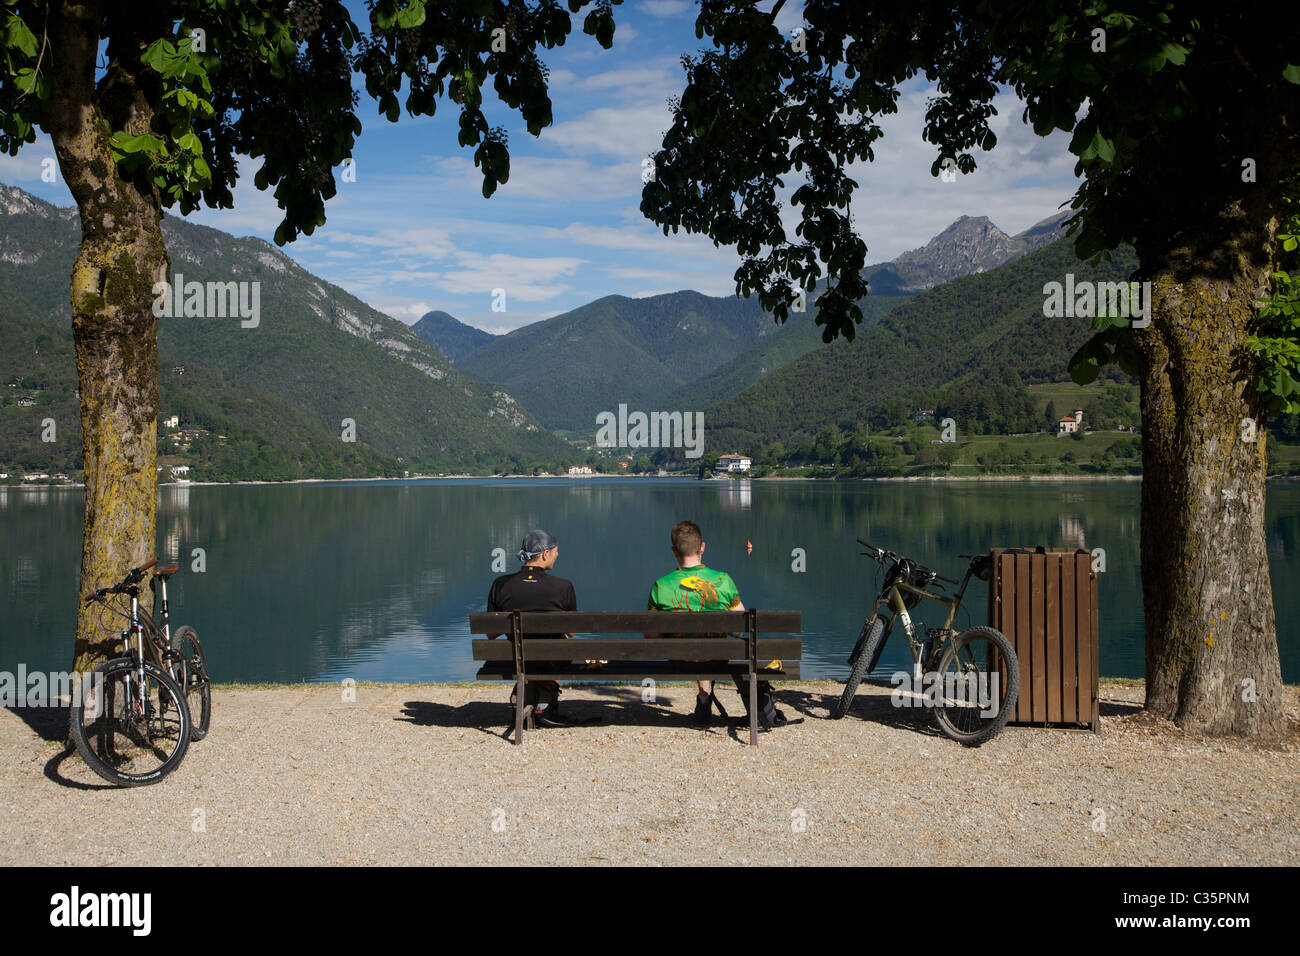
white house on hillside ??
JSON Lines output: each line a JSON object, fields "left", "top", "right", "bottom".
{"left": 1057, "top": 408, "right": 1084, "bottom": 436}
{"left": 715, "top": 453, "right": 752, "bottom": 472}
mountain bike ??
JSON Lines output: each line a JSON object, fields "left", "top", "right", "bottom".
{"left": 68, "top": 558, "right": 210, "bottom": 786}
{"left": 830, "top": 538, "right": 1020, "bottom": 746}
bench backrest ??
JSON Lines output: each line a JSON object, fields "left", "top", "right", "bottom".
{"left": 469, "top": 610, "right": 801, "bottom": 635}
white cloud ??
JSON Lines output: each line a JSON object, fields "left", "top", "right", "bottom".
{"left": 0, "top": 143, "right": 58, "bottom": 185}
{"left": 436, "top": 251, "right": 586, "bottom": 302}
{"left": 435, "top": 155, "right": 639, "bottom": 203}
{"left": 541, "top": 104, "right": 674, "bottom": 160}
{"left": 642, "top": 0, "right": 693, "bottom": 17}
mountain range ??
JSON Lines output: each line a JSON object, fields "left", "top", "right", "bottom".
{"left": 429, "top": 210, "right": 1072, "bottom": 434}
{"left": 1, "top": 180, "right": 1095, "bottom": 478}
{"left": 0, "top": 183, "right": 568, "bottom": 476}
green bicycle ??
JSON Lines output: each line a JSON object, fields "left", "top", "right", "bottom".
{"left": 831, "top": 538, "right": 1020, "bottom": 746}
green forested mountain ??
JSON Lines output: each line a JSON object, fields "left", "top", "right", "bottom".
{"left": 411, "top": 309, "right": 498, "bottom": 362}
{"left": 702, "top": 236, "right": 1141, "bottom": 451}
{"left": 669, "top": 293, "right": 910, "bottom": 409}
{"left": 0, "top": 183, "right": 569, "bottom": 477}
{"left": 456, "top": 289, "right": 786, "bottom": 431}
{"left": 455, "top": 213, "right": 1069, "bottom": 435}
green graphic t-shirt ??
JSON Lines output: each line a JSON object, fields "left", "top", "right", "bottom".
{"left": 648, "top": 564, "right": 740, "bottom": 614}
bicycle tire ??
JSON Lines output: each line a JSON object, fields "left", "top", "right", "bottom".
{"left": 832, "top": 615, "right": 886, "bottom": 718}
{"left": 170, "top": 625, "right": 211, "bottom": 741}
{"left": 68, "top": 658, "right": 191, "bottom": 787}
{"left": 931, "top": 626, "right": 1020, "bottom": 747}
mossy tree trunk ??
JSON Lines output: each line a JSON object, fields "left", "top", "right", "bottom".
{"left": 1136, "top": 201, "right": 1287, "bottom": 737}
{"left": 47, "top": 1, "right": 169, "bottom": 674}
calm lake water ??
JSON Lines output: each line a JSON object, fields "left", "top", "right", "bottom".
{"left": 2, "top": 478, "right": 1297, "bottom": 684}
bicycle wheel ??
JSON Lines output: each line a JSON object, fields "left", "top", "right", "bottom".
{"left": 931, "top": 626, "right": 1020, "bottom": 746}
{"left": 831, "top": 615, "right": 887, "bottom": 718}
{"left": 170, "top": 625, "right": 211, "bottom": 741}
{"left": 68, "top": 658, "right": 191, "bottom": 786}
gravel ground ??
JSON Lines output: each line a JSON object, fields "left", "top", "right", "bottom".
{"left": 3, "top": 679, "right": 1297, "bottom": 866}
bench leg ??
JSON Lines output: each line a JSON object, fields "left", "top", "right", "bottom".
{"left": 515, "top": 674, "right": 526, "bottom": 746}
{"left": 749, "top": 672, "right": 758, "bottom": 746}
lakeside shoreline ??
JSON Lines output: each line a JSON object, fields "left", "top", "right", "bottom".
{"left": 10, "top": 472, "right": 1300, "bottom": 489}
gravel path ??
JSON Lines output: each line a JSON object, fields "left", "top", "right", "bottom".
{"left": 3, "top": 679, "right": 1296, "bottom": 866}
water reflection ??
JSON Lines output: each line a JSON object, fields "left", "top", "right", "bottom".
{"left": 1, "top": 478, "right": 1296, "bottom": 684}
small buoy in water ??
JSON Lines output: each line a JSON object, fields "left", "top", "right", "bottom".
{"left": 746, "top": 539, "right": 753, "bottom": 555}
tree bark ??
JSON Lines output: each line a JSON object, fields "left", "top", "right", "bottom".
{"left": 1136, "top": 205, "right": 1287, "bottom": 737}
{"left": 47, "top": 1, "right": 169, "bottom": 673}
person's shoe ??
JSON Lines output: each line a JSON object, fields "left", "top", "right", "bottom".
{"left": 692, "top": 691, "right": 712, "bottom": 725}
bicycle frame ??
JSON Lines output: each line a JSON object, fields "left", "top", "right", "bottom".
{"left": 113, "top": 577, "right": 175, "bottom": 723}
{"left": 869, "top": 564, "right": 979, "bottom": 679}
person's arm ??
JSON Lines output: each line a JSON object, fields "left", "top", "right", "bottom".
{"left": 564, "top": 582, "right": 576, "bottom": 638}
{"left": 485, "top": 580, "right": 501, "bottom": 639}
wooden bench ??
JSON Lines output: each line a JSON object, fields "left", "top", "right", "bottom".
{"left": 469, "top": 610, "right": 802, "bottom": 746}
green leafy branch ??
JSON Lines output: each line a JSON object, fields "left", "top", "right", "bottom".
{"left": 110, "top": 32, "right": 215, "bottom": 211}
{"left": 1245, "top": 175, "right": 1300, "bottom": 416}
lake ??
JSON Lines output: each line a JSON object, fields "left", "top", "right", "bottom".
{"left": 2, "top": 478, "right": 1297, "bottom": 684}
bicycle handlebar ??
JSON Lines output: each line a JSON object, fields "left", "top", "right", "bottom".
{"left": 856, "top": 536, "right": 960, "bottom": 585}
{"left": 83, "top": 557, "right": 159, "bottom": 603}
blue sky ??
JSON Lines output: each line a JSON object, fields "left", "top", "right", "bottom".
{"left": 0, "top": 0, "right": 1079, "bottom": 334}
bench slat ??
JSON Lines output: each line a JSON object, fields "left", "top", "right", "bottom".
{"left": 472, "top": 638, "right": 802, "bottom": 661}
{"left": 468, "top": 610, "right": 801, "bottom": 635}
{"left": 475, "top": 662, "right": 801, "bottom": 681}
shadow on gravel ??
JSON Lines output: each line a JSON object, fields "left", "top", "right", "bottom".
{"left": 1099, "top": 698, "right": 1143, "bottom": 717}
{"left": 3, "top": 704, "right": 133, "bottom": 790}
{"left": 43, "top": 746, "right": 118, "bottom": 791}
{"left": 4, "top": 703, "right": 71, "bottom": 742}
{"left": 798, "top": 685, "right": 949, "bottom": 739}
{"left": 400, "top": 685, "right": 774, "bottom": 744}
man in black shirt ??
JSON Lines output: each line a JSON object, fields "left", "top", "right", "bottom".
{"left": 486, "top": 529, "right": 576, "bottom": 727}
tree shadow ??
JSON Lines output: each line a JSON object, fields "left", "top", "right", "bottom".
{"left": 5, "top": 703, "right": 186, "bottom": 790}
{"left": 1099, "top": 698, "right": 1143, "bottom": 717}
{"left": 4, "top": 703, "right": 71, "bottom": 743}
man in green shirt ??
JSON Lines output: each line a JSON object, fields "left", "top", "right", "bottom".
{"left": 646, "top": 520, "right": 786, "bottom": 728}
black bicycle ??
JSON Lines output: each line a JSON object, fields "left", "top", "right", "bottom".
{"left": 831, "top": 538, "right": 1020, "bottom": 746}
{"left": 68, "top": 558, "right": 210, "bottom": 786}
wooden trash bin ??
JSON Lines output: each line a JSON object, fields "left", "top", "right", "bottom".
{"left": 987, "top": 547, "right": 1099, "bottom": 731}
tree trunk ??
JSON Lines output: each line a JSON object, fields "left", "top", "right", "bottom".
{"left": 1136, "top": 214, "right": 1287, "bottom": 737}
{"left": 47, "top": 1, "right": 169, "bottom": 674}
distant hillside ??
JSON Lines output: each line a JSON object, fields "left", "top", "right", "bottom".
{"left": 458, "top": 212, "right": 1070, "bottom": 435}
{"left": 669, "top": 292, "right": 909, "bottom": 409}
{"left": 411, "top": 310, "right": 498, "bottom": 362}
{"left": 456, "top": 290, "right": 782, "bottom": 431}
{"left": 864, "top": 212, "right": 1069, "bottom": 295}
{"left": 703, "top": 235, "right": 1140, "bottom": 451}
{"left": 0, "top": 183, "right": 570, "bottom": 477}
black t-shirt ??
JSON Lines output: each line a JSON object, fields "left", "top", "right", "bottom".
{"left": 487, "top": 566, "right": 577, "bottom": 639}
